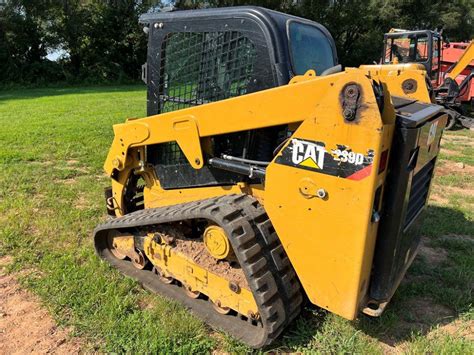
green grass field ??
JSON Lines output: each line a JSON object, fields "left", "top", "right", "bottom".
{"left": 0, "top": 86, "right": 472, "bottom": 353}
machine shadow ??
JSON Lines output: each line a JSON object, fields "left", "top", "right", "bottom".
{"left": 274, "top": 204, "right": 473, "bottom": 350}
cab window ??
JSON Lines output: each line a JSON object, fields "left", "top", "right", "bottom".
{"left": 385, "top": 33, "right": 429, "bottom": 63}
{"left": 289, "top": 22, "right": 335, "bottom": 75}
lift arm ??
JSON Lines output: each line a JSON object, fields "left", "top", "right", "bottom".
{"left": 446, "top": 41, "right": 474, "bottom": 80}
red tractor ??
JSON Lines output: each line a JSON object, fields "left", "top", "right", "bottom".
{"left": 382, "top": 29, "right": 473, "bottom": 129}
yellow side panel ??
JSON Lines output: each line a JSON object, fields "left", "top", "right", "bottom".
{"left": 264, "top": 74, "right": 394, "bottom": 319}
{"left": 358, "top": 65, "right": 432, "bottom": 103}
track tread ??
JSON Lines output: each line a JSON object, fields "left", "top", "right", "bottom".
{"left": 229, "top": 196, "right": 303, "bottom": 327}
{"left": 93, "top": 194, "right": 302, "bottom": 347}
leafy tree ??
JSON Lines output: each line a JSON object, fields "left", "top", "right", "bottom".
{"left": 0, "top": 0, "right": 150, "bottom": 84}
{"left": 51, "top": 0, "right": 148, "bottom": 82}
{"left": 0, "top": 0, "right": 472, "bottom": 85}
{"left": 0, "top": 0, "right": 63, "bottom": 83}
{"left": 177, "top": 0, "right": 473, "bottom": 66}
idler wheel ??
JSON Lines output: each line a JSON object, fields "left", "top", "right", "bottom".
{"left": 203, "top": 225, "right": 234, "bottom": 260}
{"left": 107, "top": 234, "right": 127, "bottom": 260}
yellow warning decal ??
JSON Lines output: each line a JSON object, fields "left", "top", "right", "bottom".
{"left": 299, "top": 157, "right": 320, "bottom": 169}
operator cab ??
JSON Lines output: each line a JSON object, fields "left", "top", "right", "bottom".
{"left": 139, "top": 6, "right": 338, "bottom": 116}
{"left": 383, "top": 30, "right": 442, "bottom": 84}
{"left": 139, "top": 6, "right": 339, "bottom": 189}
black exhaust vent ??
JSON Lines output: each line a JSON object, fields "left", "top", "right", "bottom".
{"left": 403, "top": 157, "right": 436, "bottom": 229}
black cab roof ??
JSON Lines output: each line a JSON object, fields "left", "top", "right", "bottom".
{"left": 139, "top": 6, "right": 338, "bottom": 78}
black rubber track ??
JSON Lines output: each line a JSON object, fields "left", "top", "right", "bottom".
{"left": 93, "top": 194, "right": 303, "bottom": 348}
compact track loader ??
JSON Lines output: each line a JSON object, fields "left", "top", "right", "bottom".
{"left": 94, "top": 7, "right": 448, "bottom": 347}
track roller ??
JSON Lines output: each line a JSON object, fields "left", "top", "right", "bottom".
{"left": 211, "top": 299, "right": 231, "bottom": 314}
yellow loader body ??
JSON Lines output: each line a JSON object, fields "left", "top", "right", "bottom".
{"left": 93, "top": 7, "right": 447, "bottom": 347}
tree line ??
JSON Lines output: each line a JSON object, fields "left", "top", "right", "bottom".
{"left": 0, "top": 0, "right": 472, "bottom": 86}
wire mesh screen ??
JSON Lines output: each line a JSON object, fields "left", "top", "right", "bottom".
{"left": 155, "top": 30, "right": 257, "bottom": 165}
{"left": 159, "top": 31, "right": 257, "bottom": 113}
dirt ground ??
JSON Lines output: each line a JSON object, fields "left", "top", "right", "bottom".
{"left": 0, "top": 256, "right": 82, "bottom": 355}
{"left": 435, "top": 160, "right": 474, "bottom": 178}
